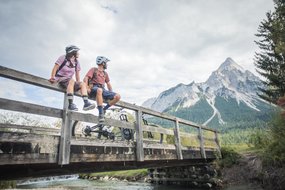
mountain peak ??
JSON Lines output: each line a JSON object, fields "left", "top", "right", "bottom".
{"left": 218, "top": 57, "right": 244, "bottom": 72}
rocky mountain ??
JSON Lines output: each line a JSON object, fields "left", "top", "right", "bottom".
{"left": 142, "top": 58, "right": 274, "bottom": 130}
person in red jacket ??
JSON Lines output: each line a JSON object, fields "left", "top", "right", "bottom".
{"left": 84, "top": 56, "right": 121, "bottom": 123}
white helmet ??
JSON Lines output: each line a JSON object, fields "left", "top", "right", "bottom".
{"left": 96, "top": 56, "right": 110, "bottom": 69}
{"left": 96, "top": 56, "right": 110, "bottom": 65}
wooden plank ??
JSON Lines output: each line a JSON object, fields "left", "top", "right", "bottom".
{"left": 143, "top": 143, "right": 176, "bottom": 150}
{"left": 0, "top": 98, "right": 62, "bottom": 118}
{"left": 0, "top": 123, "right": 60, "bottom": 135}
{"left": 144, "top": 154, "right": 177, "bottom": 160}
{"left": 178, "top": 119, "right": 216, "bottom": 132}
{"left": 139, "top": 105, "right": 215, "bottom": 133}
{"left": 0, "top": 132, "right": 59, "bottom": 155}
{"left": 203, "top": 137, "right": 216, "bottom": 141}
{"left": 181, "top": 146, "right": 200, "bottom": 151}
{"left": 0, "top": 132, "right": 59, "bottom": 144}
{"left": 58, "top": 95, "right": 72, "bottom": 165}
{"left": 174, "top": 119, "right": 183, "bottom": 160}
{"left": 69, "top": 111, "right": 135, "bottom": 130}
{"left": 215, "top": 131, "right": 222, "bottom": 158}
{"left": 135, "top": 109, "right": 144, "bottom": 161}
{"left": 115, "top": 101, "right": 140, "bottom": 111}
{"left": 0, "top": 66, "right": 138, "bottom": 113}
{"left": 0, "top": 65, "right": 64, "bottom": 93}
{"left": 140, "top": 107, "right": 177, "bottom": 121}
{"left": 142, "top": 124, "right": 174, "bottom": 135}
{"left": 70, "top": 138, "right": 135, "bottom": 148}
{"left": 70, "top": 154, "right": 136, "bottom": 162}
{"left": 198, "top": 127, "right": 206, "bottom": 159}
{"left": 0, "top": 153, "right": 58, "bottom": 165}
{"left": 180, "top": 132, "right": 198, "bottom": 138}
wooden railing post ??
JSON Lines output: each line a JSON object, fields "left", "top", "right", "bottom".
{"left": 214, "top": 131, "right": 222, "bottom": 158}
{"left": 198, "top": 126, "right": 206, "bottom": 159}
{"left": 135, "top": 109, "right": 144, "bottom": 161}
{"left": 174, "top": 119, "right": 183, "bottom": 160}
{"left": 58, "top": 94, "right": 72, "bottom": 165}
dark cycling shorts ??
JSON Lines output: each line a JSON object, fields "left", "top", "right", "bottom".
{"left": 90, "top": 86, "right": 116, "bottom": 100}
{"left": 57, "top": 77, "right": 81, "bottom": 91}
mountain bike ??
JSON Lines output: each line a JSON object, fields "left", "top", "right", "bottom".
{"left": 71, "top": 107, "right": 133, "bottom": 140}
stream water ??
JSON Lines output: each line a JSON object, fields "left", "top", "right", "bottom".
{"left": 15, "top": 176, "right": 264, "bottom": 190}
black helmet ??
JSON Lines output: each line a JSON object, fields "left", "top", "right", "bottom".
{"left": 65, "top": 45, "right": 80, "bottom": 54}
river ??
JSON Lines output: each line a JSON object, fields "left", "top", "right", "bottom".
{"left": 15, "top": 176, "right": 263, "bottom": 190}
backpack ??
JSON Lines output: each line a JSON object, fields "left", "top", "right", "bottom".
{"left": 55, "top": 58, "right": 78, "bottom": 77}
{"left": 88, "top": 67, "right": 106, "bottom": 87}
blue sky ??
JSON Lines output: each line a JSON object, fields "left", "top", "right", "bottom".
{"left": 0, "top": 0, "right": 274, "bottom": 109}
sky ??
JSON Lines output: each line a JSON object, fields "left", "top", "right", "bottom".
{"left": 0, "top": 0, "right": 275, "bottom": 108}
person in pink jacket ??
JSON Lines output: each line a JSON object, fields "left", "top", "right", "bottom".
{"left": 49, "top": 45, "right": 95, "bottom": 111}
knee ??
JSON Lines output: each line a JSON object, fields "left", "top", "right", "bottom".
{"left": 68, "top": 79, "right": 75, "bottom": 85}
{"left": 115, "top": 93, "right": 121, "bottom": 101}
{"left": 80, "top": 82, "right": 87, "bottom": 88}
{"left": 97, "top": 88, "right": 103, "bottom": 95}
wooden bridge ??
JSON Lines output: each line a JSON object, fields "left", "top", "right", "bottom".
{"left": 0, "top": 66, "right": 221, "bottom": 180}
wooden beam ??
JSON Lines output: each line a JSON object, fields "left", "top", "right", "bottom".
{"left": 142, "top": 124, "right": 174, "bottom": 135}
{"left": 70, "top": 138, "right": 135, "bottom": 148}
{"left": 174, "top": 119, "right": 183, "bottom": 160}
{"left": 0, "top": 98, "right": 62, "bottom": 118}
{"left": 135, "top": 109, "right": 144, "bottom": 161}
{"left": 143, "top": 143, "right": 176, "bottom": 150}
{"left": 198, "top": 127, "right": 206, "bottom": 159}
{"left": 0, "top": 123, "right": 60, "bottom": 135}
{"left": 215, "top": 131, "right": 222, "bottom": 158}
{"left": 144, "top": 154, "right": 177, "bottom": 160}
{"left": 180, "top": 132, "right": 199, "bottom": 139}
{"left": 0, "top": 131, "right": 59, "bottom": 144}
{"left": 0, "top": 153, "right": 58, "bottom": 165}
{"left": 58, "top": 94, "right": 72, "bottom": 165}
{"left": 70, "top": 154, "right": 136, "bottom": 162}
{"left": 0, "top": 65, "right": 64, "bottom": 93}
{"left": 69, "top": 111, "right": 135, "bottom": 130}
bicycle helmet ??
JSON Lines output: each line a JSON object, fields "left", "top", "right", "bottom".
{"left": 96, "top": 56, "right": 110, "bottom": 65}
{"left": 96, "top": 56, "right": 110, "bottom": 69}
{"left": 65, "top": 45, "right": 80, "bottom": 54}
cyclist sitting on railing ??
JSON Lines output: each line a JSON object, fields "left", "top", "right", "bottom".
{"left": 49, "top": 45, "right": 95, "bottom": 111}
{"left": 84, "top": 56, "right": 121, "bottom": 123}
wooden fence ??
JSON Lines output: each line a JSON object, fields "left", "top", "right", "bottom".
{"left": 0, "top": 65, "right": 221, "bottom": 166}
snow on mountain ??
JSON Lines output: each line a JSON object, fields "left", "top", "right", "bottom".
{"left": 142, "top": 57, "right": 269, "bottom": 126}
{"left": 149, "top": 82, "right": 201, "bottom": 112}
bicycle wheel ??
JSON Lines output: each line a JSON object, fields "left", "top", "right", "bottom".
{"left": 121, "top": 128, "right": 133, "bottom": 140}
{"left": 71, "top": 120, "right": 78, "bottom": 137}
{"left": 71, "top": 120, "right": 90, "bottom": 137}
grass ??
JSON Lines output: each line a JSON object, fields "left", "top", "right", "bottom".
{"left": 80, "top": 169, "right": 148, "bottom": 179}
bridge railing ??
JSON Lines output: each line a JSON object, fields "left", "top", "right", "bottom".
{"left": 0, "top": 65, "right": 221, "bottom": 165}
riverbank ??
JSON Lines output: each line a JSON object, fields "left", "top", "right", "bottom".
{"left": 220, "top": 151, "right": 285, "bottom": 190}
{"left": 78, "top": 151, "right": 284, "bottom": 190}
{"left": 79, "top": 165, "right": 222, "bottom": 189}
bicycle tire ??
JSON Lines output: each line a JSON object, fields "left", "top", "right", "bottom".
{"left": 71, "top": 120, "right": 79, "bottom": 137}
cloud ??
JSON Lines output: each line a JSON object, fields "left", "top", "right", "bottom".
{"left": 0, "top": 0, "right": 274, "bottom": 106}
{"left": 0, "top": 79, "right": 27, "bottom": 100}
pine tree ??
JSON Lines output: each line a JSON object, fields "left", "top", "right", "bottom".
{"left": 255, "top": 0, "right": 285, "bottom": 103}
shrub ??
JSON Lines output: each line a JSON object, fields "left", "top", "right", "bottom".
{"left": 218, "top": 147, "right": 241, "bottom": 168}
